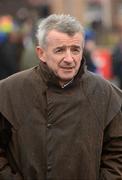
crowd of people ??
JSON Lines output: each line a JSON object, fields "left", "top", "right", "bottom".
{"left": 0, "top": 14, "right": 38, "bottom": 80}
{"left": 0, "top": 30, "right": 24, "bottom": 79}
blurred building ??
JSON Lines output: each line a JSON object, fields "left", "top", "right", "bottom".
{"left": 51, "top": 0, "right": 122, "bottom": 30}
{"left": 0, "top": 0, "right": 122, "bottom": 30}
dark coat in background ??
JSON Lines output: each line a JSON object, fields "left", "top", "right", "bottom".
{"left": 0, "top": 33, "right": 23, "bottom": 80}
{"left": 0, "top": 61, "right": 122, "bottom": 180}
{"left": 83, "top": 49, "right": 97, "bottom": 73}
{"left": 112, "top": 42, "right": 122, "bottom": 89}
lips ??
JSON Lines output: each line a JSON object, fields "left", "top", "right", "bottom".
{"left": 60, "top": 67, "right": 75, "bottom": 73}
{"left": 60, "top": 66, "right": 75, "bottom": 69}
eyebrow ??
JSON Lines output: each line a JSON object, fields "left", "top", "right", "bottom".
{"left": 70, "top": 45, "right": 81, "bottom": 49}
{"left": 55, "top": 45, "right": 82, "bottom": 49}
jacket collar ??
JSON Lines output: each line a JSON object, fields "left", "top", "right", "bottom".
{"left": 37, "top": 57, "right": 86, "bottom": 88}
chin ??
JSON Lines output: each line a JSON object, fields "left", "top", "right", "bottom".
{"left": 60, "top": 76, "right": 74, "bottom": 82}
{"left": 61, "top": 72, "right": 75, "bottom": 77}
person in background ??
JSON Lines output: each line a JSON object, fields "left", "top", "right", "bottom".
{"left": 83, "top": 28, "right": 97, "bottom": 73}
{"left": 0, "top": 31, "right": 23, "bottom": 80}
{"left": 84, "top": 40, "right": 97, "bottom": 73}
{"left": 0, "top": 14, "right": 122, "bottom": 180}
{"left": 112, "top": 35, "right": 122, "bottom": 89}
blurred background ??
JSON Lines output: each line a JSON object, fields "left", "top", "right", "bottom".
{"left": 0, "top": 0, "right": 122, "bottom": 88}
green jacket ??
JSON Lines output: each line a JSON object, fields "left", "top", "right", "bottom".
{"left": 0, "top": 61, "right": 122, "bottom": 180}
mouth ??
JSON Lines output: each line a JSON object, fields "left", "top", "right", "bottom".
{"left": 60, "top": 66, "right": 75, "bottom": 69}
{"left": 60, "top": 67, "right": 74, "bottom": 73}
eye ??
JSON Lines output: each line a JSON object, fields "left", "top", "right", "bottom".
{"left": 54, "top": 48, "right": 64, "bottom": 54}
{"left": 71, "top": 47, "right": 81, "bottom": 54}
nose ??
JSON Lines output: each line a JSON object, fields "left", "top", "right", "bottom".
{"left": 64, "top": 50, "right": 73, "bottom": 63}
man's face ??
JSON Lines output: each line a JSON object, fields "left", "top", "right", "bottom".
{"left": 37, "top": 30, "right": 84, "bottom": 85}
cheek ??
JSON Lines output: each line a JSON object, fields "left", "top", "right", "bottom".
{"left": 76, "top": 57, "right": 82, "bottom": 66}
{"left": 46, "top": 57, "right": 59, "bottom": 70}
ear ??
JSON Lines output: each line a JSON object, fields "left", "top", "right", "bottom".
{"left": 36, "top": 46, "right": 46, "bottom": 63}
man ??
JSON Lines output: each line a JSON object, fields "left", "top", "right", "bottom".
{"left": 0, "top": 14, "right": 122, "bottom": 180}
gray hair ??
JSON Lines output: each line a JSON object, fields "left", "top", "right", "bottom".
{"left": 36, "top": 14, "right": 85, "bottom": 48}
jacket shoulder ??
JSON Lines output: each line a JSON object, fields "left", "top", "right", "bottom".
{"left": 84, "top": 71, "right": 122, "bottom": 97}
{"left": 0, "top": 67, "right": 37, "bottom": 88}
{"left": 0, "top": 66, "right": 40, "bottom": 126}
{"left": 83, "top": 71, "right": 122, "bottom": 127}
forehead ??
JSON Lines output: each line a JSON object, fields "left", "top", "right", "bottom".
{"left": 46, "top": 30, "right": 84, "bottom": 46}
